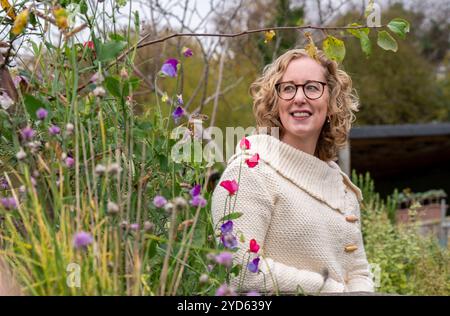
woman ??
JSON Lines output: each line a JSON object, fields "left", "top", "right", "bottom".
{"left": 211, "top": 48, "right": 374, "bottom": 294}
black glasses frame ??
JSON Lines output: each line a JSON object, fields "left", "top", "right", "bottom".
{"left": 275, "top": 80, "right": 327, "bottom": 101}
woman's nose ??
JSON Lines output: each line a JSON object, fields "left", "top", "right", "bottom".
{"left": 293, "top": 87, "right": 307, "bottom": 103}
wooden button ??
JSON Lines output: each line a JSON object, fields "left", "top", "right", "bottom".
{"left": 344, "top": 245, "right": 358, "bottom": 253}
{"left": 345, "top": 215, "right": 359, "bottom": 223}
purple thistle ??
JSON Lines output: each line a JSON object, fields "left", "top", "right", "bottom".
{"left": 172, "top": 106, "right": 185, "bottom": 123}
{"left": 190, "top": 195, "right": 207, "bottom": 208}
{"left": 73, "top": 231, "right": 93, "bottom": 249}
{"left": 246, "top": 291, "right": 261, "bottom": 296}
{"left": 20, "top": 127, "right": 35, "bottom": 141}
{"left": 36, "top": 108, "right": 48, "bottom": 120}
{"left": 215, "top": 252, "right": 233, "bottom": 268}
{"left": 221, "top": 233, "right": 238, "bottom": 249}
{"left": 220, "top": 220, "right": 233, "bottom": 234}
{"left": 65, "top": 156, "right": 75, "bottom": 168}
{"left": 247, "top": 257, "right": 260, "bottom": 273}
{"left": 130, "top": 223, "right": 140, "bottom": 231}
{"left": 1, "top": 197, "right": 17, "bottom": 210}
{"left": 215, "top": 284, "right": 237, "bottom": 296}
{"left": 153, "top": 195, "right": 167, "bottom": 208}
{"left": 49, "top": 125, "right": 61, "bottom": 135}
{"left": 190, "top": 184, "right": 201, "bottom": 197}
{"left": 0, "top": 178, "right": 9, "bottom": 190}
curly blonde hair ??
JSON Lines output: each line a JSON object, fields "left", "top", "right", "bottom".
{"left": 250, "top": 48, "right": 359, "bottom": 161}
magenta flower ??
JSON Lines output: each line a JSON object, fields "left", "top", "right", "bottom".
{"left": 219, "top": 180, "right": 238, "bottom": 195}
{"left": 153, "top": 195, "right": 167, "bottom": 208}
{"left": 73, "top": 231, "right": 93, "bottom": 249}
{"left": 190, "top": 184, "right": 201, "bottom": 197}
{"left": 190, "top": 195, "right": 207, "bottom": 208}
{"left": 245, "top": 153, "right": 260, "bottom": 168}
{"left": 240, "top": 137, "right": 250, "bottom": 150}
{"left": 215, "top": 252, "right": 233, "bottom": 268}
{"left": 249, "top": 239, "right": 260, "bottom": 253}
{"left": 130, "top": 223, "right": 140, "bottom": 231}
{"left": 182, "top": 47, "right": 193, "bottom": 57}
{"left": 160, "top": 58, "right": 179, "bottom": 77}
{"left": 247, "top": 257, "right": 260, "bottom": 273}
{"left": 172, "top": 106, "right": 185, "bottom": 122}
{"left": 1, "top": 197, "right": 17, "bottom": 210}
{"left": 20, "top": 127, "right": 35, "bottom": 140}
{"left": 36, "top": 108, "right": 48, "bottom": 120}
{"left": 215, "top": 283, "right": 237, "bottom": 296}
{"left": 65, "top": 156, "right": 75, "bottom": 168}
{"left": 49, "top": 125, "right": 61, "bottom": 135}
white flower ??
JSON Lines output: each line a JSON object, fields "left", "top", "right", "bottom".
{"left": 95, "top": 164, "right": 106, "bottom": 175}
{"left": 16, "top": 148, "right": 26, "bottom": 160}
{"left": 93, "top": 86, "right": 106, "bottom": 97}
{"left": 0, "top": 92, "right": 14, "bottom": 110}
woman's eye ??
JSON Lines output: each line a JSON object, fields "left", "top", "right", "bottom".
{"left": 283, "top": 85, "right": 295, "bottom": 92}
{"left": 306, "top": 84, "right": 319, "bottom": 91}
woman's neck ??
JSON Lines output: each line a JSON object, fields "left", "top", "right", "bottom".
{"left": 280, "top": 132, "right": 318, "bottom": 157}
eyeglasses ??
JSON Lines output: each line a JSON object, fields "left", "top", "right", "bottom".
{"left": 275, "top": 80, "right": 327, "bottom": 101}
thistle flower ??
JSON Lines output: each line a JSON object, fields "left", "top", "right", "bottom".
{"left": 65, "top": 123, "right": 74, "bottom": 135}
{"left": 1, "top": 197, "right": 17, "bottom": 210}
{"left": 73, "top": 231, "right": 93, "bottom": 249}
{"left": 65, "top": 156, "right": 75, "bottom": 168}
{"left": 246, "top": 291, "right": 261, "bottom": 296}
{"left": 95, "top": 164, "right": 106, "bottom": 175}
{"left": 36, "top": 108, "right": 48, "bottom": 120}
{"left": 49, "top": 125, "right": 61, "bottom": 135}
{"left": 20, "top": 127, "right": 35, "bottom": 141}
{"left": 107, "top": 201, "right": 119, "bottom": 215}
{"left": 199, "top": 274, "right": 209, "bottom": 284}
{"left": 173, "top": 197, "right": 188, "bottom": 212}
{"left": 144, "top": 221, "right": 155, "bottom": 233}
{"left": 215, "top": 284, "right": 237, "bottom": 296}
{"left": 93, "top": 86, "right": 106, "bottom": 98}
{"left": 153, "top": 195, "right": 167, "bottom": 208}
{"left": 0, "top": 178, "right": 9, "bottom": 190}
{"left": 190, "top": 184, "right": 201, "bottom": 197}
{"left": 215, "top": 252, "right": 233, "bottom": 268}
{"left": 130, "top": 223, "right": 140, "bottom": 231}
{"left": 190, "top": 195, "right": 207, "bottom": 208}
{"left": 16, "top": 148, "right": 26, "bottom": 160}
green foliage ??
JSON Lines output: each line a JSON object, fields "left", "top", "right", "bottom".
{"left": 322, "top": 35, "right": 346, "bottom": 63}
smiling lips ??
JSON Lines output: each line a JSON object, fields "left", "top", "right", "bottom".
{"left": 290, "top": 110, "right": 312, "bottom": 119}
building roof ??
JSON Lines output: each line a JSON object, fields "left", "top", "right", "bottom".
{"left": 350, "top": 123, "right": 450, "bottom": 139}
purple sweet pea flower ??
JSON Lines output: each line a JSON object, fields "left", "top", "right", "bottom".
{"left": 36, "top": 108, "right": 48, "bottom": 120}
{"left": 220, "top": 220, "right": 233, "bottom": 234}
{"left": 1, "top": 197, "right": 17, "bottom": 210}
{"left": 221, "top": 233, "right": 238, "bottom": 249}
{"left": 49, "top": 125, "right": 61, "bottom": 135}
{"left": 190, "top": 184, "right": 201, "bottom": 197}
{"left": 190, "top": 195, "right": 207, "bottom": 208}
{"left": 215, "top": 251, "right": 233, "bottom": 268}
{"left": 160, "top": 58, "right": 179, "bottom": 77}
{"left": 182, "top": 47, "right": 193, "bottom": 57}
{"left": 73, "top": 231, "right": 93, "bottom": 249}
{"left": 153, "top": 195, "right": 167, "bottom": 208}
{"left": 172, "top": 106, "right": 185, "bottom": 122}
{"left": 20, "top": 127, "right": 35, "bottom": 140}
{"left": 247, "top": 257, "right": 260, "bottom": 273}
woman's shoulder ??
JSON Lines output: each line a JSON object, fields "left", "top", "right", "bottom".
{"left": 327, "top": 160, "right": 363, "bottom": 202}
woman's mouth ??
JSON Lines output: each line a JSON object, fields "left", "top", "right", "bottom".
{"left": 290, "top": 110, "right": 312, "bottom": 120}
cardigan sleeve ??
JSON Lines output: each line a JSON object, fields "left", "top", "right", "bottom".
{"left": 211, "top": 158, "right": 344, "bottom": 294}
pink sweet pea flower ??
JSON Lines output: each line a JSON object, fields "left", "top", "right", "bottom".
{"left": 239, "top": 137, "right": 250, "bottom": 150}
{"left": 219, "top": 180, "right": 238, "bottom": 195}
{"left": 245, "top": 153, "right": 260, "bottom": 168}
{"left": 249, "top": 238, "right": 260, "bottom": 253}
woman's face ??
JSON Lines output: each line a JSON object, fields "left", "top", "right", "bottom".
{"left": 277, "top": 57, "right": 329, "bottom": 146}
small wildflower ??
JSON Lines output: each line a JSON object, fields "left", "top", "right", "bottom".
{"left": 107, "top": 163, "right": 122, "bottom": 175}
{"left": 144, "top": 221, "right": 155, "bottom": 233}
{"left": 95, "top": 164, "right": 106, "bottom": 175}
{"left": 173, "top": 197, "right": 188, "bottom": 212}
{"left": 65, "top": 123, "right": 75, "bottom": 135}
{"left": 220, "top": 220, "right": 234, "bottom": 234}
{"left": 90, "top": 72, "right": 104, "bottom": 84}
{"left": 215, "top": 284, "right": 237, "bottom": 296}
{"left": 20, "top": 127, "right": 35, "bottom": 141}
{"left": 160, "top": 58, "right": 179, "bottom": 77}
{"left": 36, "top": 108, "right": 48, "bottom": 120}
{"left": 53, "top": 6, "right": 69, "bottom": 30}
{"left": 1, "top": 197, "right": 17, "bottom": 210}
{"left": 190, "top": 195, "right": 207, "bottom": 208}
{"left": 0, "top": 178, "right": 9, "bottom": 190}
{"left": 239, "top": 137, "right": 250, "bottom": 150}
{"left": 199, "top": 274, "right": 209, "bottom": 284}
{"left": 161, "top": 92, "right": 169, "bottom": 103}
{"left": 153, "top": 195, "right": 167, "bottom": 208}
{"left": 49, "top": 124, "right": 61, "bottom": 135}
{"left": 190, "top": 184, "right": 201, "bottom": 197}
{"left": 164, "top": 202, "right": 174, "bottom": 215}
{"left": 172, "top": 106, "right": 185, "bottom": 122}
{"left": 73, "top": 231, "right": 93, "bottom": 249}
{"left": 130, "top": 223, "right": 140, "bottom": 231}
{"left": 215, "top": 252, "right": 233, "bottom": 268}
{"left": 264, "top": 30, "right": 276, "bottom": 43}
{"left": 93, "top": 86, "right": 106, "bottom": 98}
{"left": 247, "top": 257, "right": 260, "bottom": 273}
{"left": 221, "top": 233, "right": 238, "bottom": 249}
{"left": 176, "top": 94, "right": 183, "bottom": 105}
{"left": 120, "top": 221, "right": 129, "bottom": 230}
{"left": 12, "top": 9, "right": 29, "bottom": 35}
{"left": 0, "top": 92, "right": 14, "bottom": 110}
{"left": 120, "top": 68, "right": 129, "bottom": 79}
{"left": 84, "top": 41, "right": 95, "bottom": 50}
{"left": 246, "top": 291, "right": 261, "bottom": 296}
{"left": 107, "top": 201, "right": 119, "bottom": 215}
{"left": 65, "top": 156, "right": 75, "bottom": 168}
{"left": 182, "top": 47, "right": 193, "bottom": 57}
{"left": 16, "top": 148, "right": 26, "bottom": 160}
{"left": 245, "top": 153, "right": 260, "bottom": 168}
{"left": 249, "top": 239, "right": 260, "bottom": 253}
{"left": 220, "top": 180, "right": 238, "bottom": 195}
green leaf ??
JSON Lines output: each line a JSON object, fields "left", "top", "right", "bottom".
{"left": 346, "top": 23, "right": 369, "bottom": 39}
{"left": 219, "top": 212, "right": 243, "bottom": 222}
{"left": 97, "top": 40, "right": 127, "bottom": 62}
{"left": 387, "top": 18, "right": 410, "bottom": 39}
{"left": 359, "top": 32, "right": 372, "bottom": 57}
{"left": 377, "top": 31, "right": 398, "bottom": 52}
{"left": 322, "top": 35, "right": 346, "bottom": 63}
{"left": 23, "top": 95, "right": 48, "bottom": 120}
{"left": 104, "top": 76, "right": 121, "bottom": 98}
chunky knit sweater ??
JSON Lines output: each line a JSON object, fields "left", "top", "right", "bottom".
{"left": 211, "top": 134, "right": 374, "bottom": 294}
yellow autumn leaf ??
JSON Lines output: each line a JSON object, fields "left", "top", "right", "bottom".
{"left": 264, "top": 30, "right": 276, "bottom": 43}
{"left": 11, "top": 8, "right": 29, "bottom": 35}
{"left": 53, "top": 6, "right": 69, "bottom": 30}
{"left": 304, "top": 32, "right": 318, "bottom": 61}
{"left": 1, "top": 0, "right": 16, "bottom": 20}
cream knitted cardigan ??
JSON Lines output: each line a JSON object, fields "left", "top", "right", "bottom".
{"left": 211, "top": 134, "right": 374, "bottom": 294}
